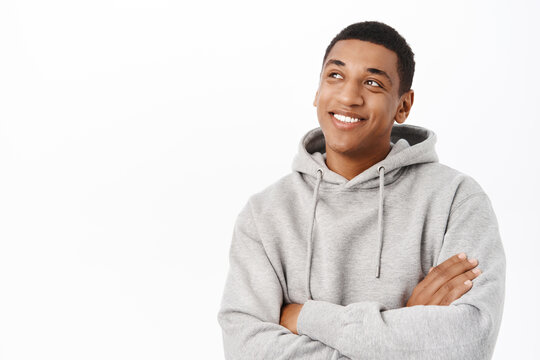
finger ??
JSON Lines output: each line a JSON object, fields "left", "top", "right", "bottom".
{"left": 429, "top": 267, "right": 483, "bottom": 306}
{"left": 416, "top": 253, "right": 465, "bottom": 292}
{"left": 421, "top": 253, "right": 479, "bottom": 296}
{"left": 435, "top": 253, "right": 477, "bottom": 273}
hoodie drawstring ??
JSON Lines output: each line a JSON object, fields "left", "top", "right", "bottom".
{"left": 305, "top": 165, "right": 386, "bottom": 300}
{"left": 305, "top": 168, "right": 323, "bottom": 300}
{"left": 375, "top": 165, "right": 385, "bottom": 278}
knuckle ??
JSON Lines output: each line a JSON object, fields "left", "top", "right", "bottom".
{"left": 440, "top": 295, "right": 452, "bottom": 306}
{"left": 440, "top": 294, "right": 452, "bottom": 305}
{"left": 442, "top": 285, "right": 462, "bottom": 305}
{"left": 450, "top": 261, "right": 471, "bottom": 276}
{"left": 431, "top": 266, "right": 444, "bottom": 276}
{"left": 442, "top": 282, "right": 453, "bottom": 292}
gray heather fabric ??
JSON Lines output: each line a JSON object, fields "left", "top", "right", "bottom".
{"left": 217, "top": 123, "right": 506, "bottom": 360}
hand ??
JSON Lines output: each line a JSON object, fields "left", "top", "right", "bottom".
{"left": 279, "top": 303, "right": 303, "bottom": 334}
{"left": 406, "top": 252, "right": 482, "bottom": 307}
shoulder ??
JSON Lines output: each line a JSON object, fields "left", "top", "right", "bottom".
{"left": 247, "top": 172, "right": 301, "bottom": 209}
{"left": 416, "top": 162, "right": 485, "bottom": 191}
{"left": 411, "top": 162, "right": 489, "bottom": 210}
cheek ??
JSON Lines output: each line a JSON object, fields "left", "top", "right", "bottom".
{"left": 317, "top": 83, "right": 339, "bottom": 100}
{"left": 368, "top": 95, "right": 395, "bottom": 117}
{"left": 316, "top": 90, "right": 331, "bottom": 111}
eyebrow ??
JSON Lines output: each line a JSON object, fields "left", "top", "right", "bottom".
{"left": 325, "top": 58, "right": 393, "bottom": 86}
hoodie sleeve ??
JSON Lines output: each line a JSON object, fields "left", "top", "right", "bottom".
{"left": 217, "top": 200, "right": 350, "bottom": 360}
{"left": 296, "top": 192, "right": 506, "bottom": 360}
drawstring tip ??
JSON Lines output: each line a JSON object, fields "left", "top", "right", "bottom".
{"left": 375, "top": 264, "right": 380, "bottom": 278}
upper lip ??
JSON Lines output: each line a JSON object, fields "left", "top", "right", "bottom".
{"left": 330, "top": 110, "right": 366, "bottom": 120}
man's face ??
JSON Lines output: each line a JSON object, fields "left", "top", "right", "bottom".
{"left": 313, "top": 39, "right": 413, "bottom": 158}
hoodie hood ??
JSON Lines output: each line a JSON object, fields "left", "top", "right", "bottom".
{"left": 291, "top": 123, "right": 439, "bottom": 299}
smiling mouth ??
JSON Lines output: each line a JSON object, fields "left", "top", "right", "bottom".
{"left": 330, "top": 112, "right": 367, "bottom": 123}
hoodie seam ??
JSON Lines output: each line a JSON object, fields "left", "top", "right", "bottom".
{"left": 303, "top": 165, "right": 410, "bottom": 192}
{"left": 448, "top": 192, "right": 487, "bottom": 217}
{"left": 247, "top": 199, "right": 289, "bottom": 303}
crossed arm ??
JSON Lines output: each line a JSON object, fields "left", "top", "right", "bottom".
{"left": 280, "top": 252, "right": 484, "bottom": 334}
{"left": 217, "top": 193, "right": 506, "bottom": 359}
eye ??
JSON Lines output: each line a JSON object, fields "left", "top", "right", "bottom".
{"left": 366, "top": 79, "right": 382, "bottom": 87}
{"left": 329, "top": 72, "right": 343, "bottom": 79}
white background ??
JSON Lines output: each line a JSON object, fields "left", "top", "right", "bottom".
{"left": 1, "top": 0, "right": 538, "bottom": 359}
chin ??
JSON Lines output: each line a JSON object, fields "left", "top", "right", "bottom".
{"left": 327, "top": 137, "right": 361, "bottom": 154}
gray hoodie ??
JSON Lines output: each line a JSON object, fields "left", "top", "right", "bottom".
{"left": 217, "top": 123, "right": 506, "bottom": 360}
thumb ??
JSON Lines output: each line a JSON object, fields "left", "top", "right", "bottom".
{"left": 428, "top": 267, "right": 434, "bottom": 273}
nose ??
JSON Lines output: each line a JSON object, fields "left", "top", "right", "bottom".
{"left": 338, "top": 79, "right": 364, "bottom": 106}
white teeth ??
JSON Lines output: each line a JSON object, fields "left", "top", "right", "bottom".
{"left": 333, "top": 113, "right": 362, "bottom": 123}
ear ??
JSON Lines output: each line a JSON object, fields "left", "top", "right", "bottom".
{"left": 394, "top": 89, "right": 414, "bottom": 124}
{"left": 313, "top": 90, "right": 319, "bottom": 107}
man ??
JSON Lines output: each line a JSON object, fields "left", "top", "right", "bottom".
{"left": 217, "top": 21, "right": 505, "bottom": 359}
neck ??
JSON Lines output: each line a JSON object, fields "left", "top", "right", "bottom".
{"left": 325, "top": 142, "right": 392, "bottom": 181}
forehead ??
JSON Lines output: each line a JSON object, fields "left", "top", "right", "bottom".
{"left": 325, "top": 39, "right": 399, "bottom": 79}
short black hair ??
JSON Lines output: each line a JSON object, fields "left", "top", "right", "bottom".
{"left": 322, "top": 21, "right": 415, "bottom": 96}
